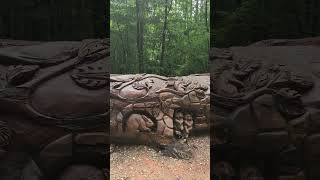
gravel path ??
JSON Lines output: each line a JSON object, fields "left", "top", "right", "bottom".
{"left": 110, "top": 136, "right": 210, "bottom": 180}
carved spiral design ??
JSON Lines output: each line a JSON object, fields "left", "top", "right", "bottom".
{"left": 0, "top": 121, "right": 11, "bottom": 147}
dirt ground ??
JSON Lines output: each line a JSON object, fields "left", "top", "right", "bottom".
{"left": 110, "top": 136, "right": 210, "bottom": 180}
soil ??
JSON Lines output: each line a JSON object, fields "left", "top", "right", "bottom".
{"left": 110, "top": 136, "right": 210, "bottom": 180}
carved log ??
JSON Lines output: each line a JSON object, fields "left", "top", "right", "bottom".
{"left": 110, "top": 74, "right": 210, "bottom": 146}
{"left": 0, "top": 38, "right": 210, "bottom": 179}
{"left": 211, "top": 38, "right": 320, "bottom": 179}
{"left": 0, "top": 39, "right": 109, "bottom": 180}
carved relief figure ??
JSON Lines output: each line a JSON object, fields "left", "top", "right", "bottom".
{"left": 173, "top": 111, "right": 185, "bottom": 139}
{"left": 183, "top": 112, "right": 194, "bottom": 140}
{"left": 125, "top": 114, "right": 154, "bottom": 135}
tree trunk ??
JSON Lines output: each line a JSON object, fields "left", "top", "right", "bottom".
{"left": 195, "top": 0, "right": 199, "bottom": 21}
{"left": 125, "top": 0, "right": 129, "bottom": 72}
{"left": 136, "top": 0, "right": 144, "bottom": 72}
{"left": 160, "top": 0, "right": 170, "bottom": 74}
{"left": 190, "top": 0, "right": 193, "bottom": 21}
{"left": 205, "top": 0, "right": 208, "bottom": 32}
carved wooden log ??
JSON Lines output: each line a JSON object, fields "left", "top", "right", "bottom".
{"left": 0, "top": 39, "right": 109, "bottom": 180}
{"left": 0, "top": 38, "right": 210, "bottom": 178}
{"left": 211, "top": 38, "right": 320, "bottom": 179}
{"left": 110, "top": 74, "right": 210, "bottom": 145}
{"left": 0, "top": 39, "right": 109, "bottom": 128}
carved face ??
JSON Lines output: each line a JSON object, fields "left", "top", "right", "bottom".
{"left": 142, "top": 115, "right": 154, "bottom": 127}
{"left": 184, "top": 113, "right": 193, "bottom": 127}
{"left": 175, "top": 112, "right": 184, "bottom": 125}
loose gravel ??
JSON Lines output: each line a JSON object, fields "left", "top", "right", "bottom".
{"left": 110, "top": 136, "right": 210, "bottom": 180}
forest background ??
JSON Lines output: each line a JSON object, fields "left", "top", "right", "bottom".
{"left": 212, "top": 0, "right": 320, "bottom": 47}
{"left": 111, "top": 0, "right": 210, "bottom": 76}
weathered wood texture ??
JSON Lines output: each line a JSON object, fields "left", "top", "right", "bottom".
{"left": 211, "top": 37, "right": 320, "bottom": 179}
{"left": 0, "top": 38, "right": 109, "bottom": 180}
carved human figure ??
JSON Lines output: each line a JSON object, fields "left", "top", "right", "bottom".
{"left": 183, "top": 113, "right": 194, "bottom": 140}
{"left": 173, "top": 112, "right": 184, "bottom": 138}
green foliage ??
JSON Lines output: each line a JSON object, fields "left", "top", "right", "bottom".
{"left": 111, "top": 0, "right": 209, "bottom": 76}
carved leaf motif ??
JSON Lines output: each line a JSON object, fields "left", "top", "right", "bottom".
{"left": 6, "top": 65, "right": 39, "bottom": 86}
{"left": 71, "top": 65, "right": 108, "bottom": 89}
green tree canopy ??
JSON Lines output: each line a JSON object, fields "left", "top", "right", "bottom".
{"left": 111, "top": 0, "right": 209, "bottom": 76}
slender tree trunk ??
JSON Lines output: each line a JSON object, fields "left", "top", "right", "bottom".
{"left": 115, "top": 22, "right": 126, "bottom": 73}
{"left": 205, "top": 0, "right": 209, "bottom": 48}
{"left": 190, "top": 0, "right": 193, "bottom": 21}
{"left": 159, "top": 0, "right": 171, "bottom": 74}
{"left": 185, "top": 1, "right": 188, "bottom": 29}
{"left": 212, "top": 0, "right": 216, "bottom": 27}
{"left": 195, "top": 0, "right": 199, "bottom": 21}
{"left": 205, "top": 0, "right": 208, "bottom": 31}
{"left": 125, "top": 0, "right": 129, "bottom": 72}
{"left": 136, "top": 0, "right": 144, "bottom": 72}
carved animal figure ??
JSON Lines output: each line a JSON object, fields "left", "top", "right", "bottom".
{"left": 125, "top": 114, "right": 154, "bottom": 134}
{"left": 211, "top": 39, "right": 320, "bottom": 180}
